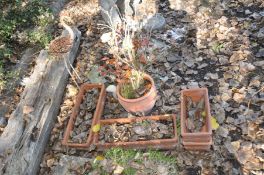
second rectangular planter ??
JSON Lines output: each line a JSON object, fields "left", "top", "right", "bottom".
{"left": 94, "top": 115, "right": 178, "bottom": 150}
{"left": 181, "top": 88, "right": 212, "bottom": 150}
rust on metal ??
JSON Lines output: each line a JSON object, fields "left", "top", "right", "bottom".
{"left": 62, "top": 83, "right": 106, "bottom": 149}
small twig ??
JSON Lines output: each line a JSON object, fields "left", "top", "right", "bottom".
{"left": 66, "top": 57, "right": 81, "bottom": 81}
{"left": 64, "top": 57, "right": 80, "bottom": 89}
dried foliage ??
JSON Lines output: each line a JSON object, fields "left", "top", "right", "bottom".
{"left": 99, "top": 8, "right": 154, "bottom": 98}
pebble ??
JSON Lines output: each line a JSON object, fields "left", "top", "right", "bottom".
{"left": 106, "top": 85, "right": 117, "bottom": 98}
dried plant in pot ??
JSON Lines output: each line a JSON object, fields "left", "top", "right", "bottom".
{"left": 101, "top": 15, "right": 157, "bottom": 114}
{"left": 116, "top": 71, "right": 157, "bottom": 114}
{"left": 180, "top": 88, "right": 212, "bottom": 144}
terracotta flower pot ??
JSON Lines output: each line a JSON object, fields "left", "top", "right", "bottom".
{"left": 62, "top": 83, "right": 106, "bottom": 149}
{"left": 93, "top": 114, "right": 178, "bottom": 150}
{"left": 181, "top": 88, "right": 212, "bottom": 145}
{"left": 116, "top": 74, "right": 157, "bottom": 114}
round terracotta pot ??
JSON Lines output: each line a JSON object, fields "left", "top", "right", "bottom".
{"left": 116, "top": 74, "right": 157, "bottom": 114}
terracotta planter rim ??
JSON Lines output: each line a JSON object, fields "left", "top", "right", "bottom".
{"left": 116, "top": 73, "right": 156, "bottom": 103}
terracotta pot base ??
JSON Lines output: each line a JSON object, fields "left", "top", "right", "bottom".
{"left": 62, "top": 83, "right": 106, "bottom": 149}
{"left": 94, "top": 115, "right": 178, "bottom": 150}
{"left": 182, "top": 138, "right": 212, "bottom": 151}
{"left": 181, "top": 88, "right": 213, "bottom": 149}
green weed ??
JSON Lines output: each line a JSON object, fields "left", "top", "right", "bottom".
{"left": 0, "top": 46, "right": 13, "bottom": 59}
{"left": 105, "top": 148, "right": 139, "bottom": 166}
{"left": 0, "top": 0, "right": 53, "bottom": 59}
{"left": 27, "top": 29, "right": 52, "bottom": 48}
{"left": 89, "top": 162, "right": 108, "bottom": 175}
{"left": 120, "top": 83, "right": 136, "bottom": 99}
{"left": 101, "top": 148, "right": 177, "bottom": 174}
{"left": 148, "top": 150, "right": 177, "bottom": 165}
{"left": 123, "top": 167, "right": 137, "bottom": 175}
{"left": 211, "top": 43, "right": 224, "bottom": 53}
{"left": 0, "top": 0, "right": 53, "bottom": 92}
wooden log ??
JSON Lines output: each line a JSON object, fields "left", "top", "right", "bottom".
{"left": 0, "top": 28, "right": 81, "bottom": 175}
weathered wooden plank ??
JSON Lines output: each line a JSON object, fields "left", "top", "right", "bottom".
{"left": 0, "top": 28, "right": 81, "bottom": 175}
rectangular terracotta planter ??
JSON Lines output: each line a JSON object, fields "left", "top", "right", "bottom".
{"left": 62, "top": 83, "right": 106, "bottom": 149}
{"left": 93, "top": 115, "right": 178, "bottom": 150}
{"left": 181, "top": 88, "right": 212, "bottom": 143}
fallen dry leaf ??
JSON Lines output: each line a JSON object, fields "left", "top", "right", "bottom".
{"left": 211, "top": 116, "right": 220, "bottom": 130}
{"left": 92, "top": 124, "right": 101, "bottom": 133}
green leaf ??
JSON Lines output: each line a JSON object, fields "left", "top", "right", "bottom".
{"left": 92, "top": 124, "right": 101, "bottom": 133}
